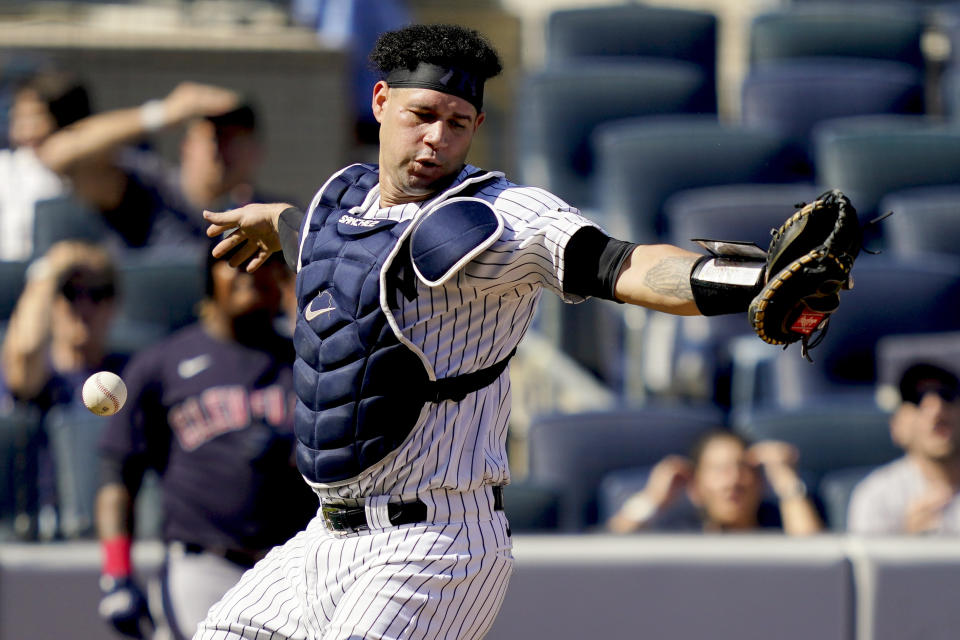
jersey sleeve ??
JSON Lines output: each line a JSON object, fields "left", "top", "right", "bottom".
{"left": 466, "top": 184, "right": 601, "bottom": 303}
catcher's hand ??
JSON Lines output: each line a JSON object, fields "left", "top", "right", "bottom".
{"left": 748, "top": 189, "right": 862, "bottom": 361}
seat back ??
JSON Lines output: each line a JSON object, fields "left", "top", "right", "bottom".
{"left": 741, "top": 58, "right": 924, "bottom": 166}
{"left": 516, "top": 61, "right": 713, "bottom": 209}
{"left": 526, "top": 405, "right": 724, "bottom": 530}
{"left": 594, "top": 115, "right": 808, "bottom": 243}
{"left": 737, "top": 407, "right": 899, "bottom": 484}
{"left": 880, "top": 186, "right": 960, "bottom": 258}
{"left": 32, "top": 196, "right": 108, "bottom": 259}
{"left": 545, "top": 4, "right": 717, "bottom": 104}
{"left": 749, "top": 5, "right": 925, "bottom": 68}
{"left": 814, "top": 117, "right": 960, "bottom": 217}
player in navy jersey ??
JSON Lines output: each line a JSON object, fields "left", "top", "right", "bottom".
{"left": 94, "top": 248, "right": 317, "bottom": 640}
{"left": 194, "top": 23, "right": 774, "bottom": 640}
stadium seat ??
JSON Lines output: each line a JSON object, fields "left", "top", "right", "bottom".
{"left": 501, "top": 482, "right": 561, "bottom": 533}
{"left": 0, "top": 260, "right": 28, "bottom": 322}
{"left": 736, "top": 406, "right": 899, "bottom": 485}
{"left": 545, "top": 4, "right": 718, "bottom": 108}
{"left": 110, "top": 248, "right": 206, "bottom": 354}
{"left": 525, "top": 404, "right": 724, "bottom": 531}
{"left": 818, "top": 465, "right": 878, "bottom": 531}
{"left": 749, "top": 5, "right": 925, "bottom": 69}
{"left": 813, "top": 116, "right": 960, "bottom": 218}
{"left": 31, "top": 196, "right": 108, "bottom": 259}
{"left": 515, "top": 61, "right": 713, "bottom": 212}
{"left": 44, "top": 405, "right": 107, "bottom": 538}
{"left": 741, "top": 58, "right": 924, "bottom": 167}
{"left": 0, "top": 404, "right": 43, "bottom": 540}
{"left": 593, "top": 115, "right": 809, "bottom": 244}
{"left": 879, "top": 185, "right": 960, "bottom": 258}
{"left": 730, "top": 255, "right": 960, "bottom": 416}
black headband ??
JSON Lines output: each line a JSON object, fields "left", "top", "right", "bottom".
{"left": 385, "top": 62, "right": 484, "bottom": 112}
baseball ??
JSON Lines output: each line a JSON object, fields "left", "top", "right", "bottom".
{"left": 82, "top": 371, "right": 127, "bottom": 416}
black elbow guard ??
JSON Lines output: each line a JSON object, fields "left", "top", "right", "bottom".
{"left": 690, "top": 254, "right": 766, "bottom": 316}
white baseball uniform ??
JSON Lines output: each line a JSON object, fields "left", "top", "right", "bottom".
{"left": 194, "top": 164, "right": 597, "bottom": 640}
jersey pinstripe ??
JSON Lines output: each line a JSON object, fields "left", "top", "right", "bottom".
{"left": 305, "top": 164, "right": 598, "bottom": 501}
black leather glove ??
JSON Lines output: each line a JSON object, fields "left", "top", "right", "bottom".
{"left": 98, "top": 575, "right": 153, "bottom": 639}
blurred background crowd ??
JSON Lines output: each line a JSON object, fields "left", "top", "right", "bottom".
{"left": 0, "top": 0, "right": 959, "bottom": 548}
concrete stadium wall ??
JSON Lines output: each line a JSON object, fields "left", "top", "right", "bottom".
{"left": 2, "top": 535, "right": 960, "bottom": 640}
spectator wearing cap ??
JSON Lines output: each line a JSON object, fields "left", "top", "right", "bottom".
{"left": 848, "top": 363, "right": 960, "bottom": 535}
{"left": 36, "top": 82, "right": 278, "bottom": 251}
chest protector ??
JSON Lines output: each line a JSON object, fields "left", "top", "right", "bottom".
{"left": 293, "top": 164, "right": 513, "bottom": 484}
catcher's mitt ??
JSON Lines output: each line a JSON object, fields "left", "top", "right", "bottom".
{"left": 748, "top": 189, "right": 862, "bottom": 361}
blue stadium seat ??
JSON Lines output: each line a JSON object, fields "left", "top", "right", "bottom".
{"left": 0, "top": 404, "right": 43, "bottom": 540}
{"left": 515, "top": 61, "right": 713, "bottom": 211}
{"left": 749, "top": 5, "right": 926, "bottom": 69}
{"left": 545, "top": 4, "right": 718, "bottom": 109}
{"left": 525, "top": 405, "right": 724, "bottom": 531}
{"left": 44, "top": 405, "right": 107, "bottom": 538}
{"left": 730, "top": 255, "right": 960, "bottom": 416}
{"left": 818, "top": 465, "right": 879, "bottom": 531}
{"left": 736, "top": 406, "right": 899, "bottom": 485}
{"left": 813, "top": 116, "right": 960, "bottom": 218}
{"left": 109, "top": 248, "right": 206, "bottom": 355}
{"left": 879, "top": 185, "right": 960, "bottom": 258}
{"left": 593, "top": 115, "right": 809, "bottom": 244}
{"left": 501, "top": 481, "right": 561, "bottom": 533}
{"left": 0, "top": 260, "right": 28, "bottom": 322}
{"left": 31, "top": 196, "right": 108, "bottom": 259}
{"left": 741, "top": 58, "right": 924, "bottom": 167}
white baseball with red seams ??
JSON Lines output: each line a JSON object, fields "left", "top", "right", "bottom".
{"left": 82, "top": 371, "right": 127, "bottom": 416}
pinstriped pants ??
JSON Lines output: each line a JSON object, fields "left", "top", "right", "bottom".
{"left": 194, "top": 489, "right": 514, "bottom": 640}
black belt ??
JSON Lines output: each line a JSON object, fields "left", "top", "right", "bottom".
{"left": 178, "top": 541, "right": 264, "bottom": 569}
{"left": 322, "top": 486, "right": 505, "bottom": 533}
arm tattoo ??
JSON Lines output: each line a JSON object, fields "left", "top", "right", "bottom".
{"left": 644, "top": 256, "right": 695, "bottom": 301}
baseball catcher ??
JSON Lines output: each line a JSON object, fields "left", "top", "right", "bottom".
{"left": 690, "top": 189, "right": 862, "bottom": 360}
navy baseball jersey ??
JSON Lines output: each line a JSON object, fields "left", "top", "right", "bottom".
{"left": 99, "top": 324, "right": 316, "bottom": 553}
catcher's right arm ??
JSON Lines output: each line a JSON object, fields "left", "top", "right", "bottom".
{"left": 689, "top": 189, "right": 864, "bottom": 361}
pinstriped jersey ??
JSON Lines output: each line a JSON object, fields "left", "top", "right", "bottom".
{"left": 303, "top": 164, "right": 599, "bottom": 501}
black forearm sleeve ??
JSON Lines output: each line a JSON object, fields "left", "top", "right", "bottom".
{"left": 562, "top": 227, "right": 638, "bottom": 302}
{"left": 278, "top": 206, "right": 305, "bottom": 271}
{"left": 690, "top": 255, "right": 766, "bottom": 315}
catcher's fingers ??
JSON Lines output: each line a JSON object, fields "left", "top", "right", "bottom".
{"left": 211, "top": 231, "right": 246, "bottom": 258}
{"left": 228, "top": 241, "right": 260, "bottom": 269}
{"left": 203, "top": 209, "right": 242, "bottom": 238}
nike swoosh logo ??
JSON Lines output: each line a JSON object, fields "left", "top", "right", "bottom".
{"left": 305, "top": 291, "right": 337, "bottom": 321}
{"left": 177, "top": 354, "right": 212, "bottom": 379}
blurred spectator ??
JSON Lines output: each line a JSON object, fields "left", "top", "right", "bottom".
{"left": 848, "top": 363, "right": 960, "bottom": 535}
{"left": 291, "top": 0, "right": 411, "bottom": 144}
{"left": 1, "top": 239, "right": 124, "bottom": 413}
{"left": 37, "top": 82, "right": 272, "bottom": 252}
{"left": 0, "top": 240, "right": 125, "bottom": 537}
{"left": 94, "top": 248, "right": 316, "bottom": 640}
{"left": 0, "top": 70, "right": 91, "bottom": 260}
{"left": 608, "top": 430, "right": 823, "bottom": 535}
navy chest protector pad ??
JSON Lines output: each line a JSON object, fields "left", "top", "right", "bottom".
{"left": 409, "top": 197, "right": 503, "bottom": 286}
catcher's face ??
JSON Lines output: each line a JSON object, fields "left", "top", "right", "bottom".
{"left": 372, "top": 82, "right": 484, "bottom": 206}
{"left": 690, "top": 436, "right": 764, "bottom": 530}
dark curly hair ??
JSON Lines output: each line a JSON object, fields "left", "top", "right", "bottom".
{"left": 369, "top": 24, "right": 502, "bottom": 81}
